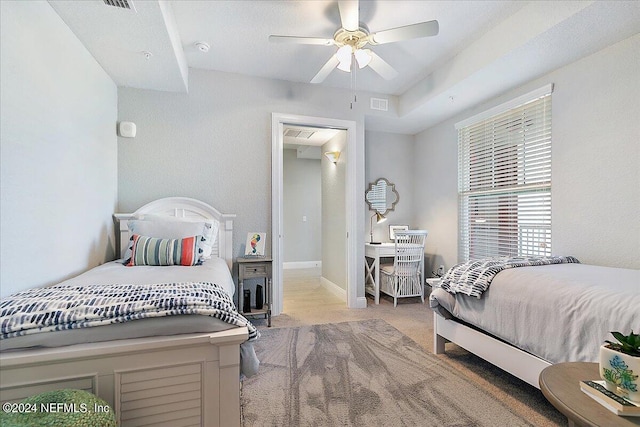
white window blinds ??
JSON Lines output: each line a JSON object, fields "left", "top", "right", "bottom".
{"left": 457, "top": 87, "right": 552, "bottom": 261}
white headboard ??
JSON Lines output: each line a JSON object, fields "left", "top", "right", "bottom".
{"left": 113, "top": 197, "right": 236, "bottom": 270}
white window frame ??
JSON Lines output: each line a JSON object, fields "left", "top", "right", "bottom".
{"left": 455, "top": 84, "right": 554, "bottom": 261}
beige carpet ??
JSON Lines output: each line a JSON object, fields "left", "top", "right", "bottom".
{"left": 242, "top": 319, "right": 542, "bottom": 426}
{"left": 243, "top": 268, "right": 565, "bottom": 426}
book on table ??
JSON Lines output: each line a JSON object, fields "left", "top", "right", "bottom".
{"left": 579, "top": 380, "right": 640, "bottom": 417}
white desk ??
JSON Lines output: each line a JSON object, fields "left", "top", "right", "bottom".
{"left": 365, "top": 243, "right": 395, "bottom": 304}
{"left": 365, "top": 243, "right": 425, "bottom": 305}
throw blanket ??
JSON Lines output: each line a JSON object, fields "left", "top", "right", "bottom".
{"left": 0, "top": 282, "right": 259, "bottom": 341}
{"left": 438, "top": 255, "right": 580, "bottom": 298}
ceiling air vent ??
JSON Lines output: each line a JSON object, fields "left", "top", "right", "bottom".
{"left": 284, "top": 129, "right": 301, "bottom": 138}
{"left": 103, "top": 0, "right": 136, "bottom": 12}
{"left": 284, "top": 129, "right": 316, "bottom": 139}
{"left": 297, "top": 131, "right": 315, "bottom": 139}
{"left": 370, "top": 97, "right": 389, "bottom": 111}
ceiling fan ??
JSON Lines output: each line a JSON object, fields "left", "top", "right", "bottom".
{"left": 269, "top": 0, "right": 439, "bottom": 84}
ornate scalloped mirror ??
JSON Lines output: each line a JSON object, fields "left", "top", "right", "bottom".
{"left": 365, "top": 178, "right": 399, "bottom": 215}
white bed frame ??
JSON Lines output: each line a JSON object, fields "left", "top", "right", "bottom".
{"left": 433, "top": 312, "right": 551, "bottom": 389}
{"left": 0, "top": 197, "right": 244, "bottom": 427}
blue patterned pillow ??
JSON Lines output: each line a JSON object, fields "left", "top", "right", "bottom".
{"left": 124, "top": 235, "right": 203, "bottom": 266}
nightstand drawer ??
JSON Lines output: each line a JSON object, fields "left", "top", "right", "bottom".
{"left": 241, "top": 264, "right": 268, "bottom": 278}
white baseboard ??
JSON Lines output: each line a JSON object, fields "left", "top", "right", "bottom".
{"left": 353, "top": 296, "right": 368, "bottom": 309}
{"left": 283, "top": 261, "right": 322, "bottom": 270}
{"left": 320, "top": 277, "right": 347, "bottom": 301}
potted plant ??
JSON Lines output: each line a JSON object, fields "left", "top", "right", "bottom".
{"left": 600, "top": 330, "right": 640, "bottom": 403}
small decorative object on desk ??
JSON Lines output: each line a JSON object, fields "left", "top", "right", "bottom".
{"left": 599, "top": 330, "right": 640, "bottom": 404}
{"left": 245, "top": 232, "right": 266, "bottom": 256}
{"left": 580, "top": 380, "right": 640, "bottom": 416}
{"left": 389, "top": 225, "right": 409, "bottom": 240}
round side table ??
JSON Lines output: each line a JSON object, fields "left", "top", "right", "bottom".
{"left": 539, "top": 362, "right": 640, "bottom": 427}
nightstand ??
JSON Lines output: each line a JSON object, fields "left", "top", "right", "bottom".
{"left": 425, "top": 278, "right": 442, "bottom": 288}
{"left": 425, "top": 278, "right": 441, "bottom": 298}
{"left": 237, "top": 257, "right": 272, "bottom": 327}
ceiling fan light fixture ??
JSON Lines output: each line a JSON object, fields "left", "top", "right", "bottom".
{"left": 336, "top": 45, "right": 352, "bottom": 72}
{"left": 336, "top": 45, "right": 352, "bottom": 63}
{"left": 354, "top": 48, "right": 371, "bottom": 68}
{"left": 337, "top": 59, "right": 351, "bottom": 72}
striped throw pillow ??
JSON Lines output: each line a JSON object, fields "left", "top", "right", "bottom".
{"left": 125, "top": 234, "right": 202, "bottom": 267}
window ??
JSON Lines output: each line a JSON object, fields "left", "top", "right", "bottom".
{"left": 456, "top": 85, "right": 553, "bottom": 261}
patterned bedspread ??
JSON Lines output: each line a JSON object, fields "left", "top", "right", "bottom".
{"left": 438, "top": 255, "right": 580, "bottom": 298}
{"left": 0, "top": 282, "right": 259, "bottom": 341}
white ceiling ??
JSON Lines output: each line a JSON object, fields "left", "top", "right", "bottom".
{"left": 48, "top": 0, "right": 640, "bottom": 134}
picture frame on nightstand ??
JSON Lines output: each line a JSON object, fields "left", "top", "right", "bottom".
{"left": 244, "top": 232, "right": 266, "bottom": 256}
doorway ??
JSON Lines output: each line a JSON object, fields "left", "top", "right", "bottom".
{"left": 272, "top": 113, "right": 362, "bottom": 316}
{"left": 282, "top": 125, "right": 347, "bottom": 312}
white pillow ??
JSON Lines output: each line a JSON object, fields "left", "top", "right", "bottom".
{"left": 126, "top": 218, "right": 219, "bottom": 260}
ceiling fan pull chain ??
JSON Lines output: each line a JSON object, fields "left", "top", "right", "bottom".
{"left": 349, "top": 59, "right": 354, "bottom": 109}
{"left": 350, "top": 61, "right": 357, "bottom": 110}
{"left": 354, "top": 63, "right": 357, "bottom": 103}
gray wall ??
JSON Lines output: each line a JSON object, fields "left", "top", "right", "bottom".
{"left": 118, "top": 69, "right": 395, "bottom": 298}
{"left": 283, "top": 148, "right": 321, "bottom": 263}
{"left": 409, "top": 122, "right": 458, "bottom": 274}
{"left": 0, "top": 1, "right": 118, "bottom": 297}
{"left": 322, "top": 132, "right": 347, "bottom": 290}
{"left": 365, "top": 131, "right": 415, "bottom": 243}
{"left": 413, "top": 34, "right": 640, "bottom": 274}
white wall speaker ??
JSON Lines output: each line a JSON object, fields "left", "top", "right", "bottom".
{"left": 118, "top": 121, "right": 136, "bottom": 138}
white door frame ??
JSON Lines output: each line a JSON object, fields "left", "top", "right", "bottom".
{"left": 271, "top": 113, "right": 361, "bottom": 315}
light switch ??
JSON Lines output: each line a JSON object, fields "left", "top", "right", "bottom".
{"left": 302, "top": 216, "right": 307, "bottom": 222}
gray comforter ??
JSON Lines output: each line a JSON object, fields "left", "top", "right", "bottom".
{"left": 430, "top": 263, "right": 640, "bottom": 363}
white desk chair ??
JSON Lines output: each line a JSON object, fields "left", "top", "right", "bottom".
{"left": 379, "top": 230, "right": 428, "bottom": 307}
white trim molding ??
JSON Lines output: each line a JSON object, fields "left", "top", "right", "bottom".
{"left": 354, "top": 297, "right": 367, "bottom": 309}
{"left": 455, "top": 84, "right": 554, "bottom": 129}
{"left": 320, "top": 277, "right": 347, "bottom": 301}
{"left": 283, "top": 261, "right": 322, "bottom": 270}
{"left": 272, "top": 113, "right": 359, "bottom": 316}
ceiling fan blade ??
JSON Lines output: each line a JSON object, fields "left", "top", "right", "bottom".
{"left": 366, "top": 50, "right": 398, "bottom": 80}
{"left": 370, "top": 20, "right": 439, "bottom": 45}
{"left": 311, "top": 55, "right": 340, "bottom": 84}
{"left": 338, "top": 0, "right": 359, "bottom": 31}
{"left": 269, "top": 35, "right": 334, "bottom": 46}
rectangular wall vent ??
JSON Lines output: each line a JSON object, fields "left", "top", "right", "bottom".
{"left": 103, "top": 0, "right": 136, "bottom": 12}
{"left": 370, "top": 98, "right": 389, "bottom": 111}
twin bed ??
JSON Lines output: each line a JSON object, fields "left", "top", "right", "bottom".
{"left": 430, "top": 258, "right": 640, "bottom": 388}
{"left": 0, "top": 197, "right": 254, "bottom": 427}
